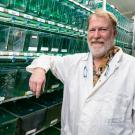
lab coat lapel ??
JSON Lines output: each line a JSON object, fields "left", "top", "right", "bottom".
{"left": 80, "top": 53, "right": 93, "bottom": 97}
{"left": 87, "top": 48, "right": 123, "bottom": 98}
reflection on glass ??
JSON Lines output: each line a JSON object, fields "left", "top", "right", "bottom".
{"left": 15, "top": 68, "right": 30, "bottom": 96}
{"left": 0, "top": 107, "right": 17, "bottom": 131}
{"left": 27, "top": 0, "right": 41, "bottom": 16}
{"left": 40, "top": 0, "right": 54, "bottom": 20}
{"left": 61, "top": 2, "right": 71, "bottom": 25}
{"left": 68, "top": 38, "right": 77, "bottom": 54}
{"left": 26, "top": 31, "right": 39, "bottom": 52}
{"left": 45, "top": 70, "right": 63, "bottom": 92}
{"left": 60, "top": 37, "right": 70, "bottom": 54}
{"left": 39, "top": 32, "right": 52, "bottom": 53}
{"left": 51, "top": 0, "right": 62, "bottom": 22}
{"left": 11, "top": 0, "right": 27, "bottom": 12}
{"left": 82, "top": 40, "right": 89, "bottom": 53}
{"left": 0, "top": 68, "right": 18, "bottom": 99}
{"left": 75, "top": 39, "right": 83, "bottom": 53}
{"left": 51, "top": 35, "right": 61, "bottom": 53}
{"left": 7, "top": 27, "right": 26, "bottom": 52}
{"left": 0, "top": 25, "right": 10, "bottom": 51}
{"left": 0, "top": 0, "right": 10, "bottom": 7}
{"left": 0, "top": 67, "right": 31, "bottom": 100}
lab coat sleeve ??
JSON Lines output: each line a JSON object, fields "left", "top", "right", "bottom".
{"left": 26, "top": 54, "right": 77, "bottom": 83}
{"left": 26, "top": 55, "right": 52, "bottom": 73}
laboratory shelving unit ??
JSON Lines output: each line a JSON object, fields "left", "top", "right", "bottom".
{"left": 0, "top": 0, "right": 133, "bottom": 135}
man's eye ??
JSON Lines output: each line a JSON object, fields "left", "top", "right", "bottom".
{"left": 89, "top": 29, "right": 95, "bottom": 32}
{"left": 100, "top": 28, "right": 108, "bottom": 31}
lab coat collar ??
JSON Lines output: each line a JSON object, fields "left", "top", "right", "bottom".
{"left": 86, "top": 47, "right": 123, "bottom": 99}
{"left": 106, "top": 47, "right": 123, "bottom": 76}
{"left": 81, "top": 52, "right": 90, "bottom": 61}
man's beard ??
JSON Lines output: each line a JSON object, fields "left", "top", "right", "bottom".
{"left": 87, "top": 40, "right": 114, "bottom": 59}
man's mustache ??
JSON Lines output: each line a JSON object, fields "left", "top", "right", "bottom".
{"left": 91, "top": 40, "right": 104, "bottom": 44}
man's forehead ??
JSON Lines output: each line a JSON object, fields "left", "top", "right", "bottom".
{"left": 90, "top": 14, "right": 110, "bottom": 21}
{"left": 89, "top": 15, "right": 112, "bottom": 27}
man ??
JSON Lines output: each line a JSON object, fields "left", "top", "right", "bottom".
{"left": 26, "top": 9, "right": 135, "bottom": 135}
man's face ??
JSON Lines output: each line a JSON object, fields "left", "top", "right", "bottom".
{"left": 87, "top": 15, "right": 116, "bottom": 59}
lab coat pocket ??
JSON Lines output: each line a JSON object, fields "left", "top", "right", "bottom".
{"left": 111, "top": 94, "right": 131, "bottom": 119}
{"left": 106, "top": 95, "right": 132, "bottom": 135}
{"left": 107, "top": 118, "right": 133, "bottom": 135}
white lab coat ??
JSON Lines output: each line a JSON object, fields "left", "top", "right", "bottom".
{"left": 26, "top": 48, "right": 135, "bottom": 135}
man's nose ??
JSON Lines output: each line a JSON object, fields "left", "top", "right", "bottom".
{"left": 93, "top": 29, "right": 101, "bottom": 38}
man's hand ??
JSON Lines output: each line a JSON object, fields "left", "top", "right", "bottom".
{"left": 29, "top": 68, "right": 46, "bottom": 98}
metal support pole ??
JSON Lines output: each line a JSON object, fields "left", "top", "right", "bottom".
{"left": 102, "top": 0, "right": 106, "bottom": 11}
{"left": 132, "top": 16, "right": 135, "bottom": 56}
